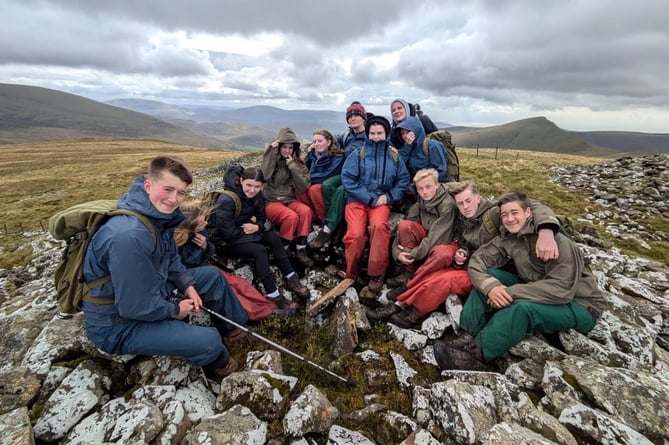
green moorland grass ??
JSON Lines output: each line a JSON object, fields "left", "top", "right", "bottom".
{"left": 2, "top": 140, "right": 667, "bottom": 439}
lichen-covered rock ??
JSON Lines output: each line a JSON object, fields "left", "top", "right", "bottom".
{"left": 218, "top": 369, "right": 297, "bottom": 420}
{"left": 326, "top": 425, "right": 375, "bottom": 444}
{"left": 559, "top": 403, "right": 654, "bottom": 445}
{"left": 182, "top": 404, "right": 267, "bottom": 445}
{"left": 0, "top": 407, "right": 34, "bottom": 445}
{"left": 283, "top": 384, "right": 339, "bottom": 437}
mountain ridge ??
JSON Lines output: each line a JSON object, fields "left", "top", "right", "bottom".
{"left": 1, "top": 83, "right": 667, "bottom": 155}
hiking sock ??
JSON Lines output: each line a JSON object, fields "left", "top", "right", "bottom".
{"left": 266, "top": 289, "right": 280, "bottom": 299}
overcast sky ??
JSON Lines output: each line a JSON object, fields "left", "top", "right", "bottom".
{"left": 1, "top": 0, "right": 667, "bottom": 132}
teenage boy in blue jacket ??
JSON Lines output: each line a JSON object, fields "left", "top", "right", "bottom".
{"left": 82, "top": 156, "right": 248, "bottom": 378}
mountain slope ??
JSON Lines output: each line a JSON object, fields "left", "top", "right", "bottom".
{"left": 0, "top": 83, "right": 230, "bottom": 149}
{"left": 572, "top": 130, "right": 669, "bottom": 154}
{"left": 450, "top": 117, "right": 618, "bottom": 156}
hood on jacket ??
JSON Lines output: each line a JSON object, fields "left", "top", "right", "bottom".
{"left": 365, "top": 115, "right": 391, "bottom": 140}
{"left": 397, "top": 115, "right": 426, "bottom": 148}
{"left": 390, "top": 98, "right": 412, "bottom": 124}
{"left": 118, "top": 176, "right": 185, "bottom": 228}
{"left": 276, "top": 127, "right": 301, "bottom": 153}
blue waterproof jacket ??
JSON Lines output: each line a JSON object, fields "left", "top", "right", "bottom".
{"left": 397, "top": 116, "right": 448, "bottom": 183}
{"left": 336, "top": 128, "right": 367, "bottom": 159}
{"left": 305, "top": 150, "right": 344, "bottom": 185}
{"left": 179, "top": 229, "right": 215, "bottom": 268}
{"left": 83, "top": 176, "right": 193, "bottom": 324}
{"left": 342, "top": 138, "right": 410, "bottom": 206}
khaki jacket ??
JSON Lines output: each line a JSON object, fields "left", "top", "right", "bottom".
{"left": 261, "top": 128, "right": 311, "bottom": 203}
{"left": 468, "top": 218, "right": 606, "bottom": 312}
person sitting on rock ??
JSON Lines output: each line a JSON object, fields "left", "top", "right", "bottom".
{"left": 211, "top": 165, "right": 310, "bottom": 310}
{"left": 175, "top": 199, "right": 295, "bottom": 320}
{"left": 395, "top": 116, "right": 448, "bottom": 186}
{"left": 341, "top": 115, "right": 410, "bottom": 293}
{"left": 261, "top": 127, "right": 315, "bottom": 267}
{"left": 298, "top": 129, "right": 344, "bottom": 250}
{"left": 366, "top": 168, "right": 465, "bottom": 328}
{"left": 82, "top": 155, "right": 247, "bottom": 379}
{"left": 433, "top": 191, "right": 607, "bottom": 370}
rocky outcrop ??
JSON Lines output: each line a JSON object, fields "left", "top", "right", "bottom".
{"left": 1, "top": 154, "right": 668, "bottom": 443}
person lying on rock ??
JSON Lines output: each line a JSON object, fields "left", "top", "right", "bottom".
{"left": 433, "top": 191, "right": 607, "bottom": 371}
{"left": 82, "top": 155, "right": 247, "bottom": 379}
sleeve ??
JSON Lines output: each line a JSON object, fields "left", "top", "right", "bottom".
{"left": 467, "top": 237, "right": 511, "bottom": 295}
{"left": 261, "top": 144, "right": 277, "bottom": 179}
{"left": 529, "top": 199, "right": 560, "bottom": 233}
{"left": 287, "top": 159, "right": 311, "bottom": 193}
{"left": 107, "top": 226, "right": 180, "bottom": 321}
{"left": 507, "top": 235, "right": 582, "bottom": 304}
{"left": 410, "top": 204, "right": 457, "bottom": 261}
{"left": 385, "top": 159, "right": 410, "bottom": 204}
{"left": 214, "top": 195, "right": 244, "bottom": 242}
{"left": 428, "top": 140, "right": 449, "bottom": 183}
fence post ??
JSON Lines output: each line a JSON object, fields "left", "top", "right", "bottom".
{"left": 476, "top": 144, "right": 479, "bottom": 157}
{"left": 495, "top": 144, "right": 499, "bottom": 160}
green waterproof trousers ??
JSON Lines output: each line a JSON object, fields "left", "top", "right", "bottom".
{"left": 321, "top": 174, "right": 345, "bottom": 232}
{"left": 460, "top": 268, "right": 595, "bottom": 361}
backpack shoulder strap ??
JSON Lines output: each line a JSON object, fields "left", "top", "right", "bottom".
{"left": 482, "top": 208, "right": 500, "bottom": 237}
{"left": 219, "top": 190, "right": 242, "bottom": 218}
{"left": 108, "top": 209, "right": 157, "bottom": 246}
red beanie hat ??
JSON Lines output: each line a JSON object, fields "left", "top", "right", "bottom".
{"left": 346, "top": 101, "right": 366, "bottom": 122}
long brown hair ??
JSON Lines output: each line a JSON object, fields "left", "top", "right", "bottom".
{"left": 312, "top": 129, "right": 343, "bottom": 156}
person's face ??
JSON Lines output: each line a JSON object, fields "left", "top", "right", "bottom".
{"left": 194, "top": 214, "right": 207, "bottom": 232}
{"left": 347, "top": 114, "right": 365, "bottom": 131}
{"left": 500, "top": 201, "right": 532, "bottom": 234}
{"left": 368, "top": 124, "right": 386, "bottom": 142}
{"left": 280, "top": 143, "right": 294, "bottom": 158}
{"left": 311, "top": 134, "right": 330, "bottom": 154}
{"left": 391, "top": 101, "right": 407, "bottom": 122}
{"left": 415, "top": 177, "right": 439, "bottom": 202}
{"left": 143, "top": 171, "right": 187, "bottom": 214}
{"left": 241, "top": 178, "right": 263, "bottom": 198}
{"left": 453, "top": 188, "right": 481, "bottom": 219}
{"left": 400, "top": 128, "right": 415, "bottom": 144}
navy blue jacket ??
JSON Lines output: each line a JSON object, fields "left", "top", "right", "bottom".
{"left": 305, "top": 150, "right": 344, "bottom": 184}
{"left": 336, "top": 128, "right": 367, "bottom": 159}
{"left": 212, "top": 182, "right": 266, "bottom": 247}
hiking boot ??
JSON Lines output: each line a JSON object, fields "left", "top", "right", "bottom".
{"left": 267, "top": 294, "right": 298, "bottom": 311}
{"left": 294, "top": 249, "right": 314, "bottom": 267}
{"left": 224, "top": 328, "right": 246, "bottom": 343}
{"left": 386, "top": 271, "right": 409, "bottom": 288}
{"left": 367, "top": 276, "right": 385, "bottom": 293}
{"left": 446, "top": 332, "right": 475, "bottom": 350}
{"left": 386, "top": 284, "right": 407, "bottom": 302}
{"left": 209, "top": 357, "right": 239, "bottom": 378}
{"left": 308, "top": 230, "right": 331, "bottom": 250}
{"left": 271, "top": 305, "right": 297, "bottom": 319}
{"left": 433, "top": 340, "right": 486, "bottom": 371}
{"left": 365, "top": 303, "right": 401, "bottom": 322}
{"left": 389, "top": 306, "right": 422, "bottom": 329}
{"left": 285, "top": 274, "right": 310, "bottom": 300}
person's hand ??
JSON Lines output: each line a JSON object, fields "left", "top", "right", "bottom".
{"left": 454, "top": 248, "right": 468, "bottom": 266}
{"left": 191, "top": 233, "right": 208, "bottom": 250}
{"left": 536, "top": 228, "right": 559, "bottom": 261}
{"left": 241, "top": 223, "right": 259, "bottom": 234}
{"left": 389, "top": 145, "right": 399, "bottom": 155}
{"left": 397, "top": 251, "right": 415, "bottom": 265}
{"left": 376, "top": 195, "right": 388, "bottom": 207}
{"left": 176, "top": 299, "right": 195, "bottom": 320}
{"left": 487, "top": 285, "right": 513, "bottom": 308}
{"left": 271, "top": 139, "right": 280, "bottom": 149}
{"left": 403, "top": 131, "right": 416, "bottom": 145}
{"left": 183, "top": 285, "right": 202, "bottom": 312}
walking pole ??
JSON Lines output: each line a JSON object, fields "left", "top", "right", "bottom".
{"left": 198, "top": 305, "right": 354, "bottom": 386}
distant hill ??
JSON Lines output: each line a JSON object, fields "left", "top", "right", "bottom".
{"left": 109, "top": 99, "right": 347, "bottom": 141}
{"left": 449, "top": 117, "right": 619, "bottom": 156}
{"left": 571, "top": 130, "right": 669, "bottom": 154}
{"left": 0, "top": 84, "right": 230, "bottom": 149}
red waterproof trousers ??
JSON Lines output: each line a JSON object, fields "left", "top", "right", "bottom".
{"left": 343, "top": 202, "right": 391, "bottom": 279}
{"left": 265, "top": 201, "right": 313, "bottom": 241}
{"left": 397, "top": 268, "right": 472, "bottom": 317}
{"left": 296, "top": 184, "right": 326, "bottom": 222}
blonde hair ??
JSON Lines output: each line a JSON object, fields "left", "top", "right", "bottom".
{"left": 413, "top": 168, "right": 439, "bottom": 184}
{"left": 174, "top": 199, "right": 214, "bottom": 247}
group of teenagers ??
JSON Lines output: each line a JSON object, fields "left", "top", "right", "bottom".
{"left": 79, "top": 99, "right": 607, "bottom": 380}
